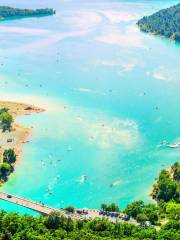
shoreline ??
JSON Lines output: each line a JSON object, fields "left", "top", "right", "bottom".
{"left": 0, "top": 101, "right": 44, "bottom": 180}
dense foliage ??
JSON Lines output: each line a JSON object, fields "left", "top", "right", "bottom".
{"left": 0, "top": 6, "right": 55, "bottom": 20}
{"left": 137, "top": 3, "right": 180, "bottom": 41}
{"left": 101, "top": 203, "right": 120, "bottom": 212}
{"left": 65, "top": 206, "right": 75, "bottom": 213}
{"left": 0, "top": 210, "right": 178, "bottom": 240}
{"left": 0, "top": 108, "right": 13, "bottom": 132}
{"left": 125, "top": 201, "right": 159, "bottom": 225}
{"left": 0, "top": 164, "right": 179, "bottom": 239}
{"left": 3, "top": 149, "right": 16, "bottom": 164}
{"left": 0, "top": 149, "right": 16, "bottom": 182}
{"left": 152, "top": 162, "right": 180, "bottom": 203}
{"left": 0, "top": 163, "right": 11, "bottom": 181}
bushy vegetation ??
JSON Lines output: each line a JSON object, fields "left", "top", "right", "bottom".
{"left": 0, "top": 149, "right": 16, "bottom": 182}
{"left": 151, "top": 162, "right": 180, "bottom": 203}
{"left": 0, "top": 162, "right": 11, "bottom": 181}
{"left": 125, "top": 201, "right": 158, "bottom": 225}
{"left": 65, "top": 206, "right": 75, "bottom": 213}
{"left": 0, "top": 6, "right": 55, "bottom": 20}
{"left": 0, "top": 163, "right": 179, "bottom": 239}
{"left": 3, "top": 149, "right": 16, "bottom": 164}
{"left": 0, "top": 108, "right": 13, "bottom": 132}
{"left": 0, "top": 209, "right": 178, "bottom": 240}
{"left": 101, "top": 203, "right": 120, "bottom": 212}
{"left": 137, "top": 3, "right": 180, "bottom": 41}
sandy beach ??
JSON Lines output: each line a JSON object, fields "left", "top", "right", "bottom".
{"left": 0, "top": 101, "right": 44, "bottom": 164}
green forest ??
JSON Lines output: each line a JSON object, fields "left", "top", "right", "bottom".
{"left": 0, "top": 6, "right": 55, "bottom": 20}
{"left": 137, "top": 3, "right": 180, "bottom": 41}
{"left": 0, "top": 163, "right": 179, "bottom": 240}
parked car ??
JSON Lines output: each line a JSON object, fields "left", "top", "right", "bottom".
{"left": 7, "top": 195, "right": 12, "bottom": 199}
{"left": 76, "top": 209, "right": 83, "bottom": 214}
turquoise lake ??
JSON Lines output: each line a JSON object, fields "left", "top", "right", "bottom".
{"left": 0, "top": 0, "right": 179, "bottom": 213}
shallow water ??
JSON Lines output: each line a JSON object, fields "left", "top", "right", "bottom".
{"left": 0, "top": 0, "right": 179, "bottom": 213}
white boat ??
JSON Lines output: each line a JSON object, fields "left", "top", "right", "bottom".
{"left": 110, "top": 180, "right": 121, "bottom": 188}
{"left": 167, "top": 142, "right": 180, "bottom": 148}
{"left": 79, "top": 175, "right": 87, "bottom": 183}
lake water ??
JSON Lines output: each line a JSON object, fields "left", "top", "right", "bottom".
{"left": 0, "top": 0, "right": 179, "bottom": 213}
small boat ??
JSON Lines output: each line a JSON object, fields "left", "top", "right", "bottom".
{"left": 110, "top": 180, "right": 121, "bottom": 188}
{"left": 79, "top": 175, "right": 87, "bottom": 183}
{"left": 41, "top": 160, "right": 45, "bottom": 167}
{"left": 167, "top": 142, "right": 180, "bottom": 148}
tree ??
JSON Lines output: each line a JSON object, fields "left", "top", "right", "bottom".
{"left": 166, "top": 202, "right": 180, "bottom": 220}
{"left": 101, "top": 203, "right": 107, "bottom": 211}
{"left": 0, "top": 163, "right": 11, "bottom": 180}
{"left": 143, "top": 204, "right": 158, "bottom": 224}
{"left": 172, "top": 162, "right": 179, "bottom": 171}
{"left": 0, "top": 108, "right": 9, "bottom": 114}
{"left": 124, "top": 201, "right": 144, "bottom": 219}
{"left": 76, "top": 219, "right": 84, "bottom": 230}
{"left": 100, "top": 203, "right": 120, "bottom": 212}
{"left": 0, "top": 111, "right": 13, "bottom": 132}
{"left": 89, "top": 218, "right": 109, "bottom": 232}
{"left": 107, "top": 203, "right": 120, "bottom": 212}
{"left": 136, "top": 213, "right": 148, "bottom": 227}
{"left": 45, "top": 211, "right": 61, "bottom": 229}
{"left": 65, "top": 206, "right": 75, "bottom": 213}
{"left": 64, "top": 217, "right": 74, "bottom": 232}
{"left": 3, "top": 149, "right": 16, "bottom": 164}
{"left": 173, "top": 166, "right": 180, "bottom": 182}
{"left": 152, "top": 170, "right": 179, "bottom": 203}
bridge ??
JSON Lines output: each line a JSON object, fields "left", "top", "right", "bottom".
{"left": 0, "top": 191, "right": 102, "bottom": 221}
{"left": 0, "top": 191, "right": 100, "bottom": 220}
{"left": 0, "top": 191, "right": 65, "bottom": 216}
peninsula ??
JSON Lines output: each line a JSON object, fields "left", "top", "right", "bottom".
{"left": 0, "top": 101, "right": 43, "bottom": 184}
{"left": 0, "top": 6, "right": 55, "bottom": 21}
{"left": 137, "top": 3, "right": 180, "bottom": 42}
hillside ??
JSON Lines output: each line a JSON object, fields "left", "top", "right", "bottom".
{"left": 0, "top": 6, "right": 55, "bottom": 20}
{"left": 137, "top": 3, "right": 180, "bottom": 42}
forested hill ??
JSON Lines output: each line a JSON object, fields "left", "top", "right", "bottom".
{"left": 137, "top": 3, "right": 180, "bottom": 42}
{"left": 0, "top": 6, "right": 55, "bottom": 20}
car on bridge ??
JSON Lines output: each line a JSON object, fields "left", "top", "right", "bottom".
{"left": 6, "top": 194, "right": 12, "bottom": 199}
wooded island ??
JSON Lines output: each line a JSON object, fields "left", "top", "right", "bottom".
{"left": 137, "top": 3, "right": 180, "bottom": 42}
{"left": 0, "top": 6, "right": 55, "bottom": 20}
